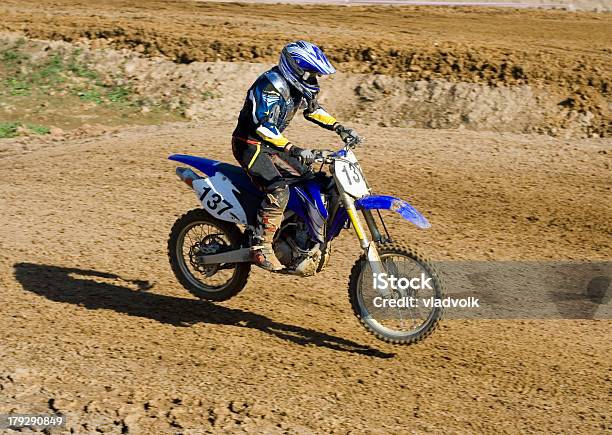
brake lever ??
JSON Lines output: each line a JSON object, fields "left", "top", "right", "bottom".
{"left": 344, "top": 136, "right": 364, "bottom": 148}
{"left": 314, "top": 155, "right": 334, "bottom": 164}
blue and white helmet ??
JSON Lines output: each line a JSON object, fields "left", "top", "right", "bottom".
{"left": 278, "top": 40, "right": 336, "bottom": 100}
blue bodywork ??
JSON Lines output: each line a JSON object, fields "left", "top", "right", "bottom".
{"left": 326, "top": 206, "right": 348, "bottom": 241}
{"left": 355, "top": 195, "right": 430, "bottom": 229}
{"left": 168, "top": 155, "right": 430, "bottom": 243}
{"left": 287, "top": 182, "right": 329, "bottom": 243}
{"left": 168, "top": 154, "right": 260, "bottom": 196}
{"left": 169, "top": 154, "right": 330, "bottom": 242}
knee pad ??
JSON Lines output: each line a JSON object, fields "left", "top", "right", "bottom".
{"left": 263, "top": 186, "right": 289, "bottom": 209}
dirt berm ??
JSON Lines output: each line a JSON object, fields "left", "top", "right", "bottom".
{"left": 1, "top": 0, "right": 610, "bottom": 137}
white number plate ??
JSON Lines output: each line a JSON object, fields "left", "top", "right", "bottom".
{"left": 334, "top": 149, "right": 369, "bottom": 198}
{"left": 192, "top": 173, "right": 248, "bottom": 225}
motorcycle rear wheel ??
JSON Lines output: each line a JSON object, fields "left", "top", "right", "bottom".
{"left": 348, "top": 242, "right": 444, "bottom": 345}
{"left": 168, "top": 208, "right": 251, "bottom": 301}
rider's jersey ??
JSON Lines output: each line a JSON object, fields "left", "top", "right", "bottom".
{"left": 233, "top": 67, "right": 338, "bottom": 149}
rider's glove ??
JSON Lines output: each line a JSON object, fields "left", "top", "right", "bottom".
{"left": 289, "top": 145, "right": 318, "bottom": 165}
{"left": 334, "top": 123, "right": 361, "bottom": 146}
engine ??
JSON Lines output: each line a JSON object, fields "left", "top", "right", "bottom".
{"left": 273, "top": 219, "right": 327, "bottom": 276}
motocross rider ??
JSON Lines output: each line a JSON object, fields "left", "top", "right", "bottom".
{"left": 232, "top": 40, "right": 361, "bottom": 271}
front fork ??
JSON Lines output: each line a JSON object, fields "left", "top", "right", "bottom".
{"left": 341, "top": 193, "right": 391, "bottom": 297}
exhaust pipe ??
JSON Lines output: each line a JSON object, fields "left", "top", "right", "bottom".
{"left": 175, "top": 167, "right": 202, "bottom": 188}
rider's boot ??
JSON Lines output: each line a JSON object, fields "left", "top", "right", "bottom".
{"left": 252, "top": 187, "right": 289, "bottom": 271}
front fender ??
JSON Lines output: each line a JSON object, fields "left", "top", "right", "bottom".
{"left": 354, "top": 195, "right": 430, "bottom": 229}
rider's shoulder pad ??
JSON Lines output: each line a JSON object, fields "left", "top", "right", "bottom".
{"left": 263, "top": 70, "right": 290, "bottom": 101}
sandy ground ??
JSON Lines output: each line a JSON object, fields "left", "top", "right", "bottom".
{"left": 0, "top": 120, "right": 610, "bottom": 433}
{"left": 0, "top": 0, "right": 611, "bottom": 433}
{"left": 200, "top": 0, "right": 611, "bottom": 12}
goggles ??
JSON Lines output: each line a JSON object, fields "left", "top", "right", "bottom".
{"left": 302, "top": 71, "right": 323, "bottom": 81}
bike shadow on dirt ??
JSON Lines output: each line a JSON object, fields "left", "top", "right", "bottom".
{"left": 13, "top": 263, "right": 394, "bottom": 359}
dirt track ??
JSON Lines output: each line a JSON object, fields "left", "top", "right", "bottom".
{"left": 1, "top": 0, "right": 611, "bottom": 433}
{"left": 1, "top": 120, "right": 610, "bottom": 433}
{"left": 1, "top": 0, "right": 611, "bottom": 136}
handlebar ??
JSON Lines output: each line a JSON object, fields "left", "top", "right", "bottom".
{"left": 313, "top": 135, "right": 364, "bottom": 164}
{"left": 343, "top": 134, "right": 363, "bottom": 148}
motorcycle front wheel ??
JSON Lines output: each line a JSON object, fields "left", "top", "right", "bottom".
{"left": 348, "top": 242, "right": 444, "bottom": 345}
{"left": 168, "top": 208, "right": 251, "bottom": 301}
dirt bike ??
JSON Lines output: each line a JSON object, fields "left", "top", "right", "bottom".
{"left": 167, "top": 136, "right": 444, "bottom": 344}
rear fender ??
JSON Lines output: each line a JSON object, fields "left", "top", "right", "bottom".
{"left": 354, "top": 195, "right": 430, "bottom": 229}
{"left": 169, "top": 154, "right": 257, "bottom": 225}
{"left": 168, "top": 154, "right": 221, "bottom": 176}
{"left": 192, "top": 174, "right": 249, "bottom": 225}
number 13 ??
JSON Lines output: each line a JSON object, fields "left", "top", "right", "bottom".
{"left": 341, "top": 163, "right": 361, "bottom": 185}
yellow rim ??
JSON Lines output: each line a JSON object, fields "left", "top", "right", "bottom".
{"left": 247, "top": 144, "right": 261, "bottom": 169}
